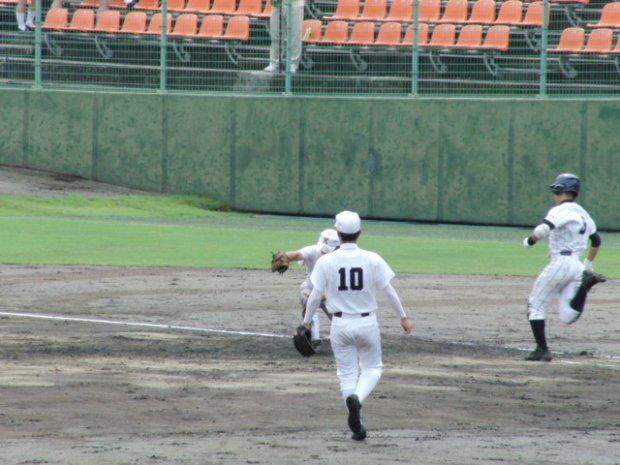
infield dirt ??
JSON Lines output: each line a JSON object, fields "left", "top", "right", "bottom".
{"left": 0, "top": 166, "right": 618, "bottom": 465}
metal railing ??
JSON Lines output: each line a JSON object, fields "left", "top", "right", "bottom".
{"left": 1, "top": 0, "right": 619, "bottom": 96}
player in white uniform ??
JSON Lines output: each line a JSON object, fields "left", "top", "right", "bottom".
{"left": 523, "top": 173, "right": 606, "bottom": 362}
{"left": 303, "top": 211, "right": 412, "bottom": 440}
{"left": 277, "top": 229, "right": 340, "bottom": 346}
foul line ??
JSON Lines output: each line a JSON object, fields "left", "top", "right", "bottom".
{"left": 0, "top": 311, "right": 288, "bottom": 339}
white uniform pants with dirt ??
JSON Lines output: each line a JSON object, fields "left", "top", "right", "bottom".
{"left": 268, "top": 1, "right": 304, "bottom": 68}
{"left": 330, "top": 313, "right": 383, "bottom": 404}
{"left": 528, "top": 255, "right": 584, "bottom": 324}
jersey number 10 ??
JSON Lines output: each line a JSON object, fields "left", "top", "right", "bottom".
{"left": 338, "top": 267, "right": 364, "bottom": 291}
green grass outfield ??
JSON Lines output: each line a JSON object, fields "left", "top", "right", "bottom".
{"left": 1, "top": 194, "right": 618, "bottom": 277}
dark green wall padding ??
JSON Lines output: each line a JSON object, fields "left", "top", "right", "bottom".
{"left": 1, "top": 89, "right": 618, "bottom": 230}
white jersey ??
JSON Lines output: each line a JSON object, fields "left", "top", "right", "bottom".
{"left": 544, "top": 201, "right": 596, "bottom": 256}
{"left": 298, "top": 244, "right": 323, "bottom": 281}
{"left": 310, "top": 243, "right": 395, "bottom": 315}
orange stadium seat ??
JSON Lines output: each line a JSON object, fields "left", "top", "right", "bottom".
{"left": 321, "top": 20, "right": 349, "bottom": 43}
{"left": 165, "top": 0, "right": 187, "bottom": 11}
{"left": 348, "top": 21, "right": 376, "bottom": 44}
{"left": 118, "top": 11, "right": 147, "bottom": 33}
{"left": 427, "top": 23, "right": 456, "bottom": 47}
{"left": 224, "top": 15, "right": 250, "bottom": 40}
{"left": 417, "top": 0, "right": 440, "bottom": 22}
{"left": 94, "top": 9, "right": 121, "bottom": 32}
{"left": 197, "top": 14, "right": 224, "bottom": 37}
{"left": 235, "top": 0, "right": 263, "bottom": 15}
{"left": 184, "top": 0, "right": 210, "bottom": 12}
{"left": 494, "top": 0, "right": 523, "bottom": 25}
{"left": 255, "top": 0, "right": 272, "bottom": 18}
{"left": 464, "top": 0, "right": 496, "bottom": 25}
{"left": 357, "top": 0, "right": 387, "bottom": 21}
{"left": 385, "top": 0, "right": 412, "bottom": 22}
{"left": 324, "top": 0, "right": 360, "bottom": 21}
{"left": 401, "top": 22, "right": 429, "bottom": 46}
{"left": 549, "top": 27, "right": 585, "bottom": 53}
{"left": 134, "top": 0, "right": 159, "bottom": 10}
{"left": 42, "top": 8, "right": 69, "bottom": 30}
{"left": 521, "top": 1, "right": 547, "bottom": 27}
{"left": 375, "top": 22, "right": 402, "bottom": 45}
{"left": 454, "top": 24, "right": 483, "bottom": 48}
{"left": 68, "top": 9, "right": 96, "bottom": 31}
{"left": 481, "top": 24, "right": 510, "bottom": 51}
{"left": 171, "top": 12, "right": 199, "bottom": 36}
{"left": 144, "top": 12, "right": 173, "bottom": 34}
{"left": 209, "top": 0, "right": 237, "bottom": 14}
{"left": 302, "top": 19, "right": 323, "bottom": 43}
{"left": 436, "top": 0, "right": 469, "bottom": 23}
{"left": 582, "top": 28, "right": 614, "bottom": 53}
{"left": 587, "top": 2, "right": 620, "bottom": 28}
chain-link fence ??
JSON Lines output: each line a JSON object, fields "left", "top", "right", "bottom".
{"left": 1, "top": 0, "right": 619, "bottom": 95}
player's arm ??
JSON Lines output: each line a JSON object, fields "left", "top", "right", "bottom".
{"left": 523, "top": 221, "right": 552, "bottom": 248}
{"left": 583, "top": 232, "right": 602, "bottom": 271}
{"left": 284, "top": 250, "right": 304, "bottom": 262}
{"left": 303, "top": 287, "right": 322, "bottom": 329}
{"left": 382, "top": 284, "right": 412, "bottom": 335}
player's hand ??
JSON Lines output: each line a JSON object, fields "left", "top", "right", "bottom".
{"left": 523, "top": 237, "right": 533, "bottom": 248}
{"left": 400, "top": 317, "right": 412, "bottom": 336}
{"left": 583, "top": 259, "right": 594, "bottom": 272}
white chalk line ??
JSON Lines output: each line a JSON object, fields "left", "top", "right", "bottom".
{"left": 0, "top": 311, "right": 289, "bottom": 339}
{"left": 1, "top": 310, "right": 619, "bottom": 370}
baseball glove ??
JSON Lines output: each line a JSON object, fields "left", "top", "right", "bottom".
{"left": 271, "top": 251, "right": 290, "bottom": 274}
{"left": 293, "top": 325, "right": 315, "bottom": 357}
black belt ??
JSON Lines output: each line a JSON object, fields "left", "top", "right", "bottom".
{"left": 333, "top": 312, "right": 370, "bottom": 318}
{"left": 560, "top": 250, "right": 573, "bottom": 256}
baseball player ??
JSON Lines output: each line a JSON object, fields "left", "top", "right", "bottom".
{"left": 303, "top": 210, "right": 412, "bottom": 440}
{"left": 277, "top": 228, "right": 340, "bottom": 347}
{"left": 523, "top": 173, "right": 606, "bottom": 362}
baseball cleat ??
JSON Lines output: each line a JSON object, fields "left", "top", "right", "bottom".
{"left": 346, "top": 394, "right": 363, "bottom": 437}
{"left": 582, "top": 270, "right": 607, "bottom": 290}
{"left": 525, "top": 346, "right": 553, "bottom": 362}
{"left": 351, "top": 424, "right": 367, "bottom": 441}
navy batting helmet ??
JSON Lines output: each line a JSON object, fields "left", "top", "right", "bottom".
{"left": 549, "top": 173, "right": 580, "bottom": 195}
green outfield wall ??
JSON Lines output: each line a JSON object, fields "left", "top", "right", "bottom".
{"left": 1, "top": 89, "right": 618, "bottom": 230}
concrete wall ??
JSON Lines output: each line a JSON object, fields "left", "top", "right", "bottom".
{"left": 1, "top": 89, "right": 618, "bottom": 229}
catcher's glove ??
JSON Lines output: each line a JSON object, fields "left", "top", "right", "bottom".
{"left": 271, "top": 251, "right": 290, "bottom": 274}
{"left": 293, "top": 325, "right": 315, "bottom": 357}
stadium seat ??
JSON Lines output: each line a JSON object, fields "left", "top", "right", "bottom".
{"left": 144, "top": 12, "right": 173, "bottom": 34}
{"left": 170, "top": 12, "right": 199, "bottom": 36}
{"left": 223, "top": 15, "right": 250, "bottom": 40}
{"left": 94, "top": 9, "right": 121, "bottom": 33}
{"left": 436, "top": 0, "right": 469, "bottom": 23}
{"left": 348, "top": 21, "right": 376, "bottom": 44}
{"left": 481, "top": 24, "right": 510, "bottom": 51}
{"left": 521, "top": 1, "right": 547, "bottom": 27}
{"left": 118, "top": 11, "right": 148, "bottom": 33}
{"left": 401, "top": 22, "right": 429, "bottom": 46}
{"left": 582, "top": 28, "right": 614, "bottom": 53}
{"left": 356, "top": 0, "right": 387, "bottom": 21}
{"left": 134, "top": 0, "right": 159, "bottom": 10}
{"left": 197, "top": 14, "right": 224, "bottom": 38}
{"left": 184, "top": 0, "right": 210, "bottom": 13}
{"left": 209, "top": 0, "right": 237, "bottom": 14}
{"left": 384, "top": 0, "right": 412, "bottom": 22}
{"left": 324, "top": 0, "right": 360, "bottom": 21}
{"left": 586, "top": 2, "right": 620, "bottom": 28}
{"left": 494, "top": 0, "right": 523, "bottom": 25}
{"left": 165, "top": 0, "right": 187, "bottom": 11}
{"left": 321, "top": 20, "right": 349, "bottom": 43}
{"left": 427, "top": 23, "right": 456, "bottom": 47}
{"left": 464, "top": 0, "right": 495, "bottom": 25}
{"left": 255, "top": 0, "right": 272, "bottom": 18}
{"left": 235, "top": 0, "right": 263, "bottom": 16}
{"left": 68, "top": 9, "right": 96, "bottom": 31}
{"left": 375, "top": 22, "right": 402, "bottom": 46}
{"left": 453, "top": 24, "right": 483, "bottom": 48}
{"left": 42, "top": 8, "right": 69, "bottom": 30}
{"left": 549, "top": 27, "right": 584, "bottom": 53}
{"left": 302, "top": 19, "right": 323, "bottom": 43}
{"left": 417, "top": 0, "right": 440, "bottom": 22}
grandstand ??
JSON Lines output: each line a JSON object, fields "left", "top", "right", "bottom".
{"left": 1, "top": 0, "right": 619, "bottom": 95}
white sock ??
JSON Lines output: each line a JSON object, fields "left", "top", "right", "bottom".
{"left": 16, "top": 11, "right": 26, "bottom": 29}
{"left": 26, "top": 9, "right": 35, "bottom": 27}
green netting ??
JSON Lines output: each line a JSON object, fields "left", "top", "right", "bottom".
{"left": 1, "top": 0, "right": 619, "bottom": 95}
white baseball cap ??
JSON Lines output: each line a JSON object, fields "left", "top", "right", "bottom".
{"left": 334, "top": 210, "right": 361, "bottom": 234}
{"left": 318, "top": 228, "right": 339, "bottom": 253}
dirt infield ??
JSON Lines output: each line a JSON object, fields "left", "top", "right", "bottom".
{"left": 0, "top": 166, "right": 619, "bottom": 465}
